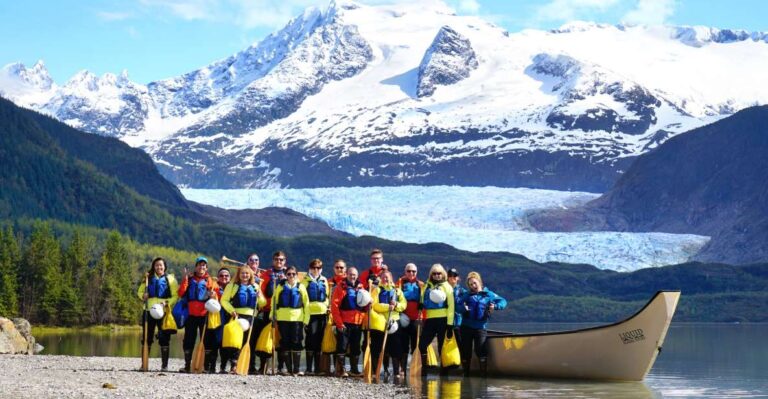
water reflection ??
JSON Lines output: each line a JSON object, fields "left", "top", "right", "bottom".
{"left": 34, "top": 329, "right": 186, "bottom": 358}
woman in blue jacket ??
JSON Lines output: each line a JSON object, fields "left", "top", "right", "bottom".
{"left": 457, "top": 271, "right": 507, "bottom": 376}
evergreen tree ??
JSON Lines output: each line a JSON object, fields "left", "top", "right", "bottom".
{"left": 91, "top": 231, "right": 135, "bottom": 324}
{"left": 58, "top": 229, "right": 91, "bottom": 325}
{"left": 20, "top": 222, "right": 61, "bottom": 323}
{"left": 0, "top": 226, "right": 21, "bottom": 317}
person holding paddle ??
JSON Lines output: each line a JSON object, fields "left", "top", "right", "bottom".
{"left": 214, "top": 267, "right": 231, "bottom": 373}
{"left": 370, "top": 271, "right": 406, "bottom": 381}
{"left": 330, "top": 267, "right": 367, "bottom": 377}
{"left": 258, "top": 251, "right": 287, "bottom": 374}
{"left": 177, "top": 257, "right": 219, "bottom": 373}
{"left": 457, "top": 271, "right": 507, "bottom": 376}
{"left": 273, "top": 266, "right": 310, "bottom": 376}
{"left": 418, "top": 263, "right": 454, "bottom": 376}
{"left": 396, "top": 262, "right": 424, "bottom": 376}
{"left": 137, "top": 257, "right": 179, "bottom": 372}
{"left": 301, "top": 258, "right": 329, "bottom": 375}
{"left": 221, "top": 266, "right": 265, "bottom": 373}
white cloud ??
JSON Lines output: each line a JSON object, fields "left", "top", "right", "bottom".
{"left": 622, "top": 0, "right": 677, "bottom": 25}
{"left": 456, "top": 0, "right": 480, "bottom": 14}
{"left": 534, "top": 0, "right": 620, "bottom": 23}
{"left": 136, "top": 0, "right": 322, "bottom": 28}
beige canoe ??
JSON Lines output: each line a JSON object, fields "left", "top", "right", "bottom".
{"left": 477, "top": 290, "right": 680, "bottom": 381}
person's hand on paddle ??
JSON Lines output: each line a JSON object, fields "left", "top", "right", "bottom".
{"left": 388, "top": 300, "right": 396, "bottom": 311}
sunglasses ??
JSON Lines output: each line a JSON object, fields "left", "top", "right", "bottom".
{"left": 310, "top": 266, "right": 322, "bottom": 270}
{"left": 248, "top": 258, "right": 259, "bottom": 262}
{"left": 405, "top": 270, "right": 417, "bottom": 273}
{"left": 431, "top": 272, "right": 442, "bottom": 276}
{"left": 335, "top": 266, "right": 345, "bottom": 270}
{"left": 274, "top": 258, "right": 286, "bottom": 261}
{"left": 286, "top": 273, "right": 297, "bottom": 276}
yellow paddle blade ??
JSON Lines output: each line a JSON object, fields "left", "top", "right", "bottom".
{"left": 409, "top": 347, "right": 422, "bottom": 377}
{"left": 363, "top": 346, "right": 372, "bottom": 383}
{"left": 235, "top": 343, "right": 251, "bottom": 376}
{"left": 191, "top": 341, "right": 205, "bottom": 373}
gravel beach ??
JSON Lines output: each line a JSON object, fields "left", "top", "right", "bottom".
{"left": 0, "top": 355, "right": 412, "bottom": 399}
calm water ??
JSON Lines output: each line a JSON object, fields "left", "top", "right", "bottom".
{"left": 33, "top": 323, "right": 768, "bottom": 398}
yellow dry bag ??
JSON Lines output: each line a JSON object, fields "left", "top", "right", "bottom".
{"left": 255, "top": 324, "right": 274, "bottom": 353}
{"left": 440, "top": 332, "right": 461, "bottom": 367}
{"left": 161, "top": 303, "right": 177, "bottom": 334}
{"left": 207, "top": 311, "right": 221, "bottom": 329}
{"left": 321, "top": 316, "right": 336, "bottom": 354}
{"left": 427, "top": 342, "right": 439, "bottom": 367}
{"left": 222, "top": 318, "right": 243, "bottom": 349}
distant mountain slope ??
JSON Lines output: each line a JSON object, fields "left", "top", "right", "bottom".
{"left": 3, "top": 1, "right": 768, "bottom": 189}
{"left": 529, "top": 106, "right": 768, "bottom": 264}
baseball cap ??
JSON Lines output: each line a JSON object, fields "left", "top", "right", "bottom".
{"left": 447, "top": 268, "right": 459, "bottom": 277}
{"left": 195, "top": 256, "right": 208, "bottom": 265}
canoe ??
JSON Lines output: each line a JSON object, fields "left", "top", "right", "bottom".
{"left": 477, "top": 290, "right": 680, "bottom": 381}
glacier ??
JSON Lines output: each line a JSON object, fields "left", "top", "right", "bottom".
{"left": 181, "top": 186, "right": 710, "bottom": 272}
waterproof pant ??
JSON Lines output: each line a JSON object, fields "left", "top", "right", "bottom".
{"left": 142, "top": 310, "right": 171, "bottom": 346}
{"left": 370, "top": 328, "right": 403, "bottom": 364}
{"left": 419, "top": 317, "right": 448, "bottom": 355}
{"left": 278, "top": 320, "right": 304, "bottom": 351}
{"left": 401, "top": 322, "right": 418, "bottom": 356}
{"left": 182, "top": 315, "right": 206, "bottom": 350}
{"left": 304, "top": 314, "right": 326, "bottom": 352}
{"left": 336, "top": 323, "right": 362, "bottom": 356}
{"left": 459, "top": 325, "right": 488, "bottom": 359}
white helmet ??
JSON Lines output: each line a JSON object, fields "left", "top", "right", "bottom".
{"left": 429, "top": 288, "right": 447, "bottom": 304}
{"left": 399, "top": 313, "right": 410, "bottom": 328}
{"left": 149, "top": 303, "right": 164, "bottom": 320}
{"left": 237, "top": 318, "right": 250, "bottom": 332}
{"left": 356, "top": 289, "right": 372, "bottom": 307}
{"left": 205, "top": 299, "right": 221, "bottom": 313}
{"left": 387, "top": 320, "right": 399, "bottom": 334}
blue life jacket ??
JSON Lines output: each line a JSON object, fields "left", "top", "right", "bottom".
{"left": 466, "top": 292, "right": 492, "bottom": 322}
{"left": 401, "top": 280, "right": 420, "bottom": 302}
{"left": 307, "top": 278, "right": 327, "bottom": 303}
{"left": 277, "top": 283, "right": 302, "bottom": 309}
{"left": 186, "top": 277, "right": 208, "bottom": 302}
{"left": 453, "top": 285, "right": 467, "bottom": 325}
{"left": 265, "top": 269, "right": 285, "bottom": 298}
{"left": 232, "top": 284, "right": 257, "bottom": 309}
{"left": 340, "top": 280, "right": 363, "bottom": 311}
{"left": 423, "top": 283, "right": 448, "bottom": 310}
{"left": 378, "top": 288, "right": 395, "bottom": 305}
{"left": 147, "top": 274, "right": 171, "bottom": 299}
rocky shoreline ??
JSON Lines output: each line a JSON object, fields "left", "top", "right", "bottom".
{"left": 0, "top": 355, "right": 412, "bottom": 398}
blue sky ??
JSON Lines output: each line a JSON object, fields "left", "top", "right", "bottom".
{"left": 1, "top": 0, "right": 765, "bottom": 84}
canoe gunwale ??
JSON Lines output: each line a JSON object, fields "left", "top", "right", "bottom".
{"left": 486, "top": 290, "right": 680, "bottom": 338}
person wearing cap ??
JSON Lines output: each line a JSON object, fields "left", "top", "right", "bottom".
{"left": 370, "top": 271, "right": 406, "bottom": 379}
{"left": 214, "top": 267, "right": 231, "bottom": 373}
{"left": 257, "top": 251, "right": 288, "bottom": 373}
{"left": 221, "top": 266, "right": 266, "bottom": 373}
{"left": 330, "top": 266, "right": 366, "bottom": 377}
{"left": 456, "top": 271, "right": 507, "bottom": 376}
{"left": 418, "top": 263, "right": 454, "bottom": 376}
{"left": 395, "top": 262, "right": 424, "bottom": 375}
{"left": 301, "top": 258, "right": 329, "bottom": 375}
{"left": 447, "top": 268, "right": 466, "bottom": 349}
{"left": 137, "top": 257, "right": 179, "bottom": 371}
{"left": 177, "top": 256, "right": 220, "bottom": 373}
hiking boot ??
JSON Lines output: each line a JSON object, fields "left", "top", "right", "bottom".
{"left": 293, "top": 351, "right": 303, "bottom": 376}
{"left": 305, "top": 351, "right": 314, "bottom": 375}
{"left": 179, "top": 350, "right": 192, "bottom": 373}
{"left": 335, "top": 355, "right": 348, "bottom": 377}
{"left": 349, "top": 356, "right": 361, "bottom": 376}
{"left": 160, "top": 346, "right": 169, "bottom": 372}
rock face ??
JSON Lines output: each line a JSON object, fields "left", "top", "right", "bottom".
{"left": 417, "top": 25, "right": 478, "bottom": 97}
{"left": 0, "top": 317, "right": 36, "bottom": 355}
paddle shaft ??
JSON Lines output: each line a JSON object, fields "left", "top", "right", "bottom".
{"left": 409, "top": 318, "right": 422, "bottom": 377}
{"left": 363, "top": 280, "right": 373, "bottom": 383}
{"left": 235, "top": 301, "right": 259, "bottom": 375}
{"left": 141, "top": 275, "right": 149, "bottom": 371}
{"left": 374, "top": 303, "right": 395, "bottom": 383}
{"left": 271, "top": 276, "right": 277, "bottom": 375}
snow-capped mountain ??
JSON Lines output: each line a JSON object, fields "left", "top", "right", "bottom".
{"left": 2, "top": 0, "right": 768, "bottom": 190}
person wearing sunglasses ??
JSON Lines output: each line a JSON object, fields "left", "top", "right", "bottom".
{"left": 137, "top": 257, "right": 179, "bottom": 372}
{"left": 370, "top": 271, "right": 407, "bottom": 380}
{"left": 212, "top": 267, "right": 232, "bottom": 373}
{"left": 246, "top": 253, "right": 261, "bottom": 278}
{"left": 418, "top": 263, "right": 454, "bottom": 376}
{"left": 221, "top": 266, "right": 266, "bottom": 373}
{"left": 360, "top": 248, "right": 386, "bottom": 290}
{"left": 272, "top": 266, "right": 310, "bottom": 376}
{"left": 257, "top": 251, "right": 288, "bottom": 373}
{"left": 301, "top": 258, "right": 329, "bottom": 375}
{"left": 331, "top": 259, "right": 347, "bottom": 289}
{"left": 456, "top": 271, "right": 507, "bottom": 376}
{"left": 395, "top": 262, "right": 424, "bottom": 376}
{"left": 330, "top": 267, "right": 366, "bottom": 377}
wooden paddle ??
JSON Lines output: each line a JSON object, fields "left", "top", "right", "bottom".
{"left": 409, "top": 318, "right": 422, "bottom": 377}
{"left": 362, "top": 281, "right": 373, "bottom": 383}
{"left": 271, "top": 276, "right": 278, "bottom": 375}
{"left": 140, "top": 274, "right": 149, "bottom": 372}
{"left": 235, "top": 303, "right": 259, "bottom": 375}
{"left": 373, "top": 302, "right": 395, "bottom": 383}
{"left": 191, "top": 317, "right": 208, "bottom": 373}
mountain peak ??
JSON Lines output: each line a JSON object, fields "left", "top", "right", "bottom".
{"left": 1, "top": 60, "right": 54, "bottom": 90}
{"left": 417, "top": 25, "right": 478, "bottom": 98}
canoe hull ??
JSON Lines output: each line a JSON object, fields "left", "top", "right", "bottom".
{"left": 480, "top": 291, "right": 680, "bottom": 381}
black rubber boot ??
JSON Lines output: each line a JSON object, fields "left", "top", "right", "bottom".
{"left": 180, "top": 350, "right": 192, "bottom": 373}
{"left": 420, "top": 353, "right": 428, "bottom": 376}
{"left": 278, "top": 351, "right": 289, "bottom": 375}
{"left": 204, "top": 350, "right": 214, "bottom": 374}
{"left": 305, "top": 351, "right": 314, "bottom": 375}
{"left": 479, "top": 357, "right": 488, "bottom": 376}
{"left": 400, "top": 357, "right": 408, "bottom": 376}
{"left": 314, "top": 352, "right": 322, "bottom": 376}
{"left": 160, "top": 346, "right": 169, "bottom": 371}
{"left": 350, "top": 356, "right": 361, "bottom": 376}
{"left": 392, "top": 356, "right": 401, "bottom": 378}
{"left": 219, "top": 350, "right": 229, "bottom": 373}
{"left": 383, "top": 354, "right": 390, "bottom": 376}
{"left": 293, "top": 351, "right": 303, "bottom": 376}
{"left": 462, "top": 360, "right": 470, "bottom": 377}
{"left": 249, "top": 348, "right": 258, "bottom": 375}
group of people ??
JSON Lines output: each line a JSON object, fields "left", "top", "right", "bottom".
{"left": 137, "top": 249, "right": 507, "bottom": 380}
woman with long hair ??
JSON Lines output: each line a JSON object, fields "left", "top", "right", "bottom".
{"left": 137, "top": 257, "right": 179, "bottom": 371}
